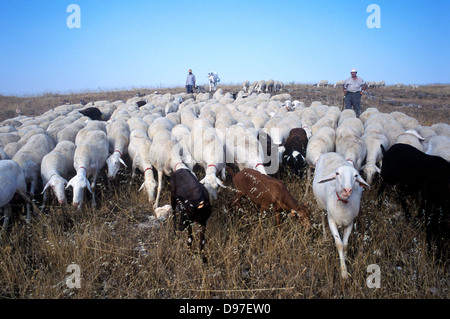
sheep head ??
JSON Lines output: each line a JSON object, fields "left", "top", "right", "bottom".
{"left": 319, "top": 166, "right": 370, "bottom": 202}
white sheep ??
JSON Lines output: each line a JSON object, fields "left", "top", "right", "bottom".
{"left": 106, "top": 120, "right": 130, "bottom": 179}
{"left": 40, "top": 140, "right": 76, "bottom": 210}
{"left": 361, "top": 132, "right": 389, "bottom": 184}
{"left": 187, "top": 125, "right": 226, "bottom": 201}
{"left": 305, "top": 126, "right": 336, "bottom": 178}
{"left": 149, "top": 133, "right": 190, "bottom": 208}
{"left": 242, "top": 80, "right": 250, "bottom": 92}
{"left": 0, "top": 160, "right": 28, "bottom": 234}
{"left": 224, "top": 125, "right": 267, "bottom": 175}
{"left": 66, "top": 130, "right": 109, "bottom": 210}
{"left": 431, "top": 123, "right": 450, "bottom": 137}
{"left": 12, "top": 133, "right": 55, "bottom": 206}
{"left": 395, "top": 129, "right": 425, "bottom": 152}
{"left": 266, "top": 79, "right": 274, "bottom": 93}
{"left": 425, "top": 135, "right": 450, "bottom": 161}
{"left": 312, "top": 152, "right": 370, "bottom": 279}
{"left": 127, "top": 129, "right": 158, "bottom": 204}
{"left": 317, "top": 80, "right": 328, "bottom": 87}
{"left": 255, "top": 80, "right": 266, "bottom": 93}
{"left": 335, "top": 117, "right": 366, "bottom": 170}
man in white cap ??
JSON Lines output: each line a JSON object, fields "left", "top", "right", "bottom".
{"left": 186, "top": 69, "right": 196, "bottom": 94}
{"left": 343, "top": 68, "right": 367, "bottom": 117}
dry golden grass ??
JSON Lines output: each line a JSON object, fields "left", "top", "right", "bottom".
{"left": 0, "top": 84, "right": 449, "bottom": 299}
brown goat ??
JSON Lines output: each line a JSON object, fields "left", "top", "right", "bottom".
{"left": 227, "top": 167, "right": 310, "bottom": 227}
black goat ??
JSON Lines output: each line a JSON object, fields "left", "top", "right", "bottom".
{"left": 170, "top": 168, "right": 211, "bottom": 261}
{"left": 379, "top": 143, "right": 450, "bottom": 258}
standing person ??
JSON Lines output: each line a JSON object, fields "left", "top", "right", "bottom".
{"left": 343, "top": 68, "right": 367, "bottom": 117}
{"left": 186, "top": 69, "right": 196, "bottom": 94}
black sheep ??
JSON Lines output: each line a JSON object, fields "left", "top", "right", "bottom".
{"left": 78, "top": 107, "right": 103, "bottom": 121}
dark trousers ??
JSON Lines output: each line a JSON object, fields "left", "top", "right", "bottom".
{"left": 186, "top": 85, "right": 194, "bottom": 94}
{"left": 345, "top": 91, "right": 362, "bottom": 117}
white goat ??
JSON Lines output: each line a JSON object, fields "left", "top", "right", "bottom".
{"left": 127, "top": 129, "right": 158, "bottom": 204}
{"left": 66, "top": 130, "right": 109, "bottom": 210}
{"left": 312, "top": 152, "right": 370, "bottom": 279}
{"left": 106, "top": 120, "right": 130, "bottom": 179}
{"left": 40, "top": 140, "right": 76, "bottom": 210}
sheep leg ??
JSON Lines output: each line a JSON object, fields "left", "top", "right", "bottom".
{"left": 187, "top": 224, "right": 193, "bottom": 249}
{"left": 154, "top": 170, "right": 164, "bottom": 209}
{"left": 199, "top": 223, "right": 207, "bottom": 263}
{"left": 0, "top": 206, "right": 12, "bottom": 239}
{"left": 91, "top": 175, "right": 97, "bottom": 208}
{"left": 328, "top": 218, "right": 349, "bottom": 279}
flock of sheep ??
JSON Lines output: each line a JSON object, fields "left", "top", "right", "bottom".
{"left": 1, "top": 87, "right": 449, "bottom": 278}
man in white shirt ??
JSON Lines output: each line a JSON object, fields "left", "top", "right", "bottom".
{"left": 186, "top": 69, "right": 196, "bottom": 94}
{"left": 343, "top": 68, "right": 367, "bottom": 117}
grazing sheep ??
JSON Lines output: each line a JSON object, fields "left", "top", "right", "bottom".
{"left": 224, "top": 125, "right": 267, "bottom": 175}
{"left": 266, "top": 79, "right": 274, "bottom": 93}
{"left": 394, "top": 129, "right": 425, "bottom": 152}
{"left": 242, "top": 80, "right": 250, "bottom": 92}
{"left": 40, "top": 140, "right": 76, "bottom": 210}
{"left": 361, "top": 132, "right": 389, "bottom": 184}
{"left": 149, "top": 133, "right": 190, "bottom": 209}
{"left": 0, "top": 160, "right": 28, "bottom": 235}
{"left": 187, "top": 126, "right": 226, "bottom": 202}
{"left": 425, "top": 135, "right": 450, "bottom": 161}
{"left": 106, "top": 120, "right": 130, "bottom": 180}
{"left": 78, "top": 107, "right": 103, "bottom": 121}
{"left": 317, "top": 80, "right": 328, "bottom": 87}
{"left": 127, "top": 129, "right": 158, "bottom": 204}
{"left": 313, "top": 152, "right": 370, "bottom": 279}
{"left": 305, "top": 126, "right": 336, "bottom": 179}
{"left": 255, "top": 80, "right": 266, "bottom": 93}
{"left": 12, "top": 133, "right": 55, "bottom": 211}
{"left": 66, "top": 130, "right": 109, "bottom": 210}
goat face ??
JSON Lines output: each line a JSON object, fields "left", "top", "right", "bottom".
{"left": 175, "top": 199, "right": 208, "bottom": 231}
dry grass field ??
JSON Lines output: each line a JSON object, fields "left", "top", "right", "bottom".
{"left": 0, "top": 84, "right": 449, "bottom": 300}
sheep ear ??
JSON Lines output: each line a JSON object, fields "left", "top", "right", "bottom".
{"left": 65, "top": 178, "right": 74, "bottom": 189}
{"left": 138, "top": 182, "right": 145, "bottom": 192}
{"left": 357, "top": 175, "right": 371, "bottom": 189}
{"left": 199, "top": 177, "right": 206, "bottom": 184}
{"left": 375, "top": 166, "right": 381, "bottom": 173}
{"left": 119, "top": 157, "right": 128, "bottom": 167}
{"left": 318, "top": 173, "right": 336, "bottom": 184}
{"left": 216, "top": 176, "right": 226, "bottom": 188}
{"left": 85, "top": 178, "right": 92, "bottom": 193}
{"left": 42, "top": 181, "right": 51, "bottom": 194}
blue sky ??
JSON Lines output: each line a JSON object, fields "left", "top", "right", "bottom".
{"left": 0, "top": 0, "right": 449, "bottom": 96}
